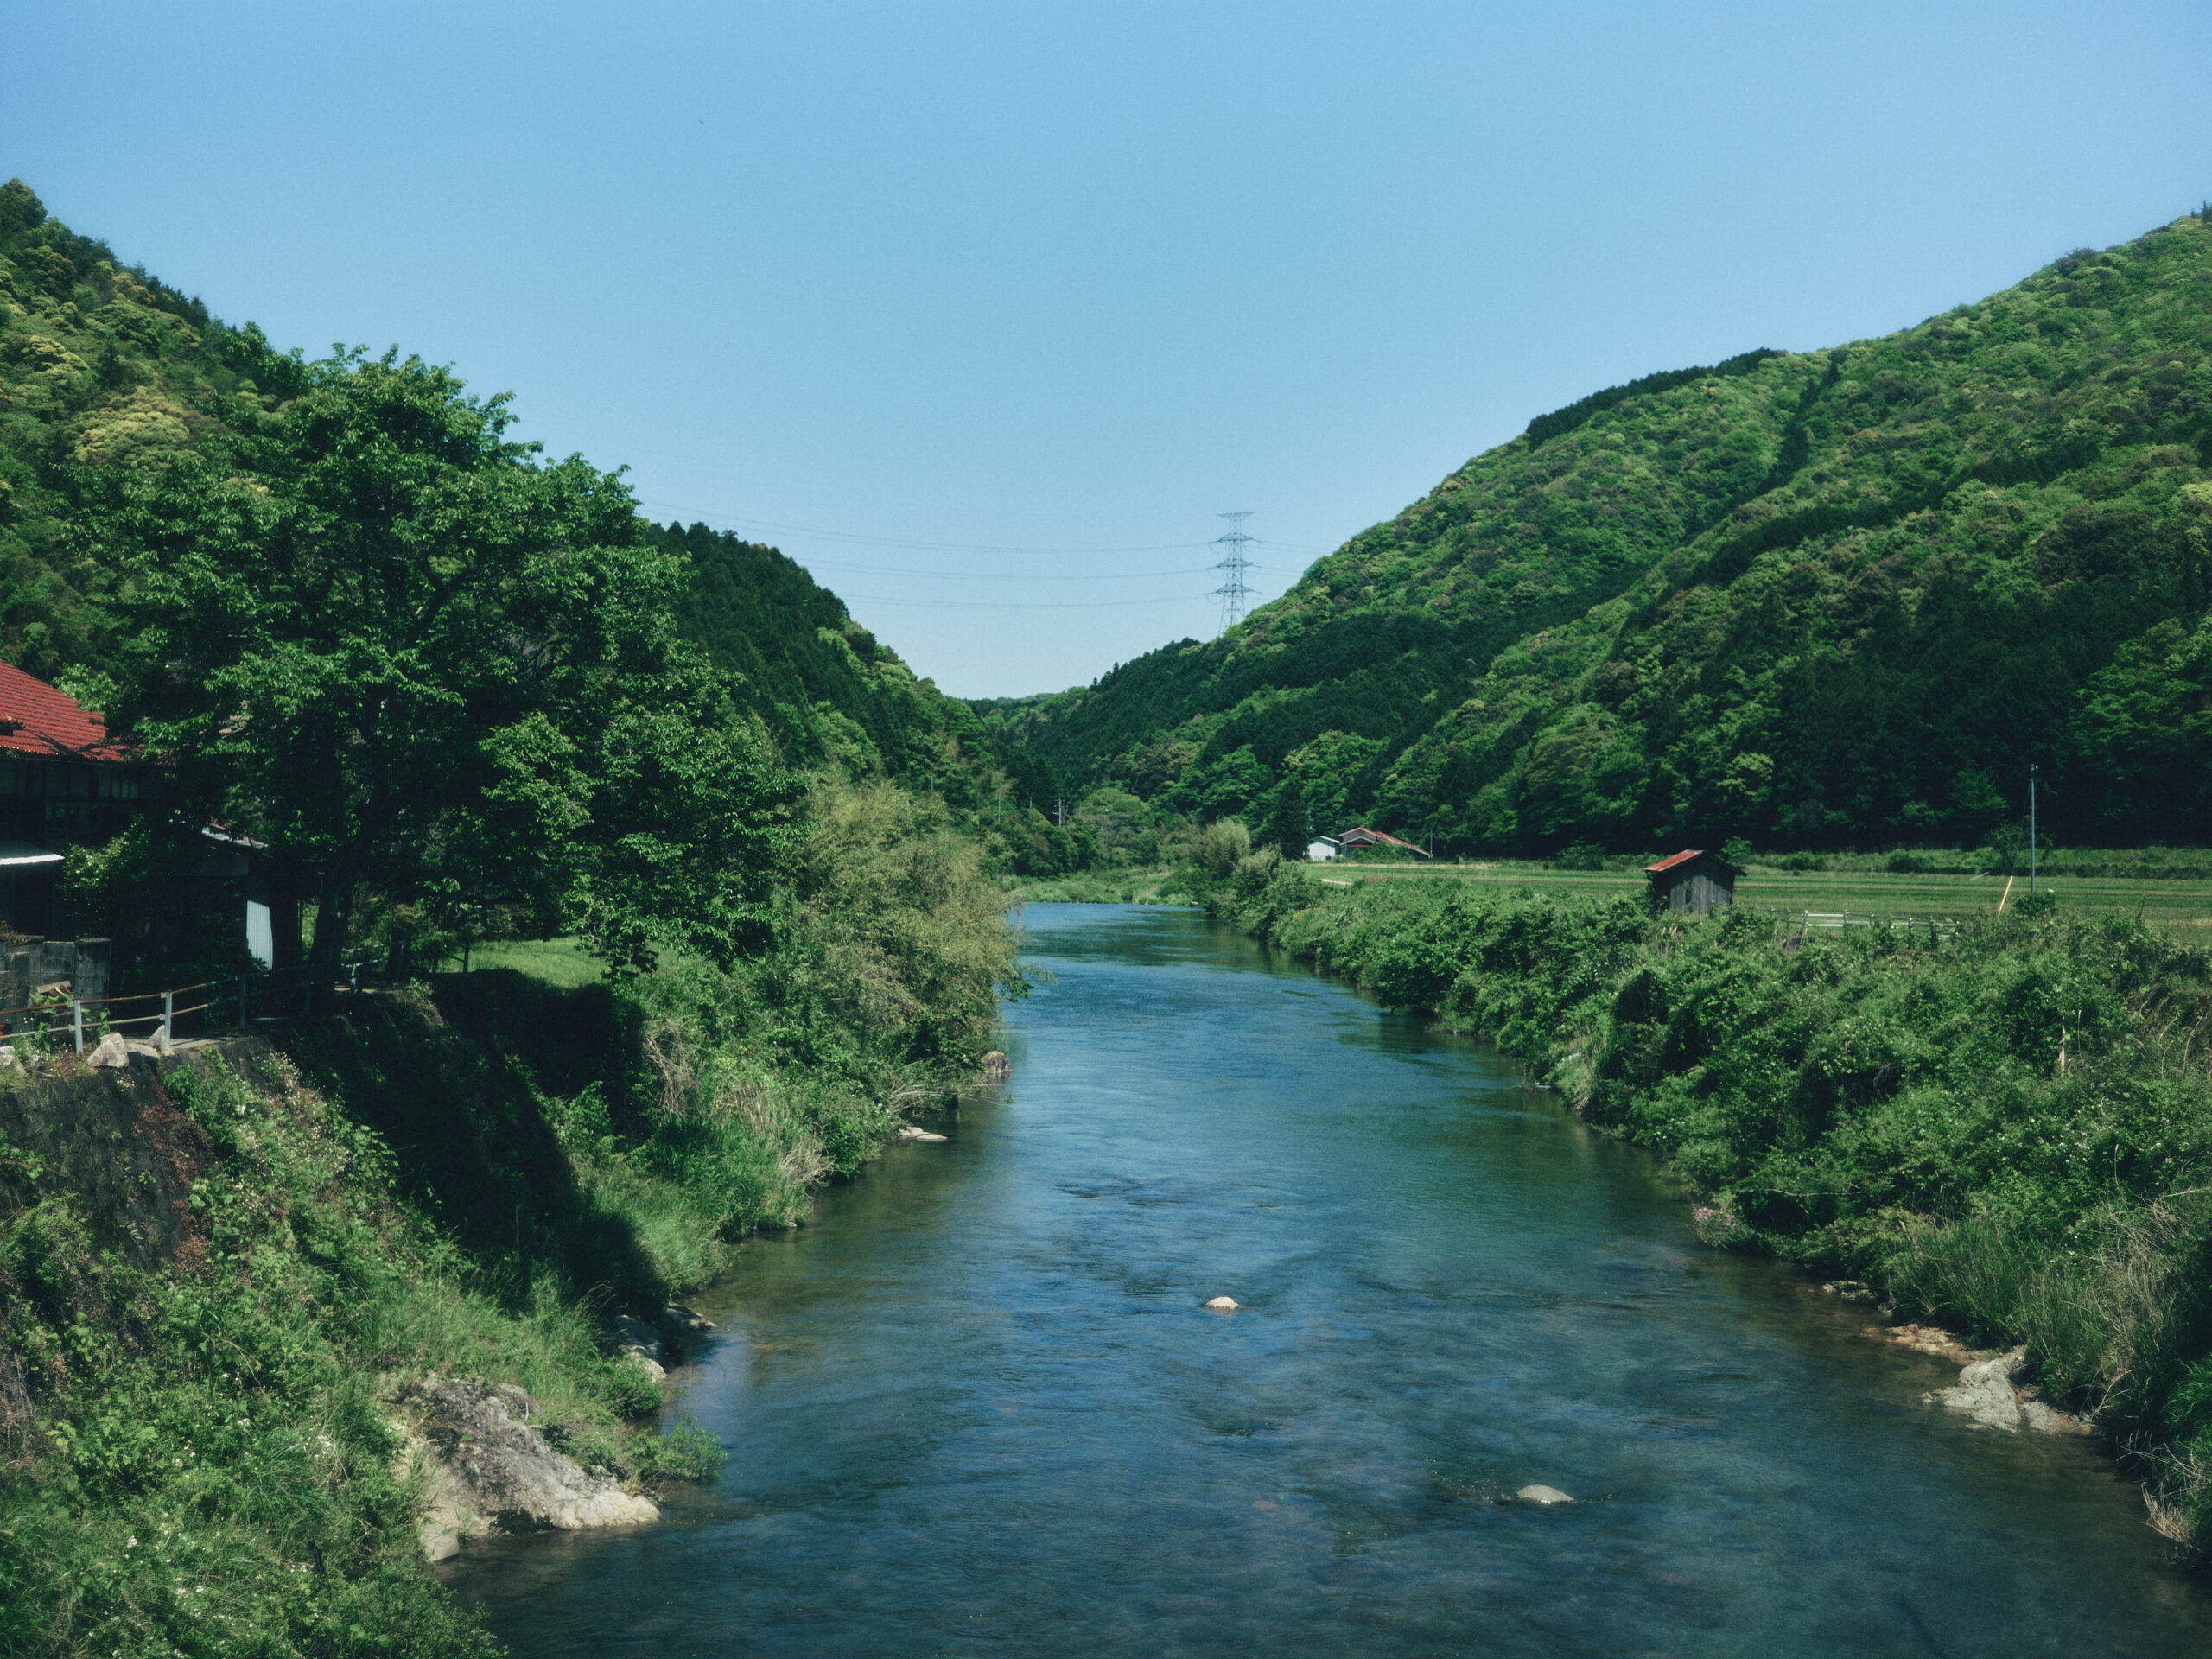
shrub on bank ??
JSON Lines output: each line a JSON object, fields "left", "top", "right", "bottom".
{"left": 0, "top": 779, "right": 1027, "bottom": 1656}
{"left": 1194, "top": 855, "right": 2212, "bottom": 1548}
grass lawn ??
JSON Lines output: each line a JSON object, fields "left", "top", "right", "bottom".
{"left": 462, "top": 937, "right": 606, "bottom": 988}
{"left": 1336, "top": 861, "right": 2212, "bottom": 934}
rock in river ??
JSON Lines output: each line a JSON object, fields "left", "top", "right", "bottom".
{"left": 898, "top": 1124, "right": 948, "bottom": 1142}
{"left": 1932, "top": 1346, "right": 2031, "bottom": 1431}
{"left": 1926, "top": 1345, "right": 2092, "bottom": 1435}
{"left": 1204, "top": 1296, "right": 1242, "bottom": 1311}
{"left": 1516, "top": 1484, "right": 1573, "bottom": 1505}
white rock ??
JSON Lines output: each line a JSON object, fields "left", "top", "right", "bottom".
{"left": 1204, "top": 1296, "right": 1242, "bottom": 1311}
{"left": 2022, "top": 1398, "right": 2091, "bottom": 1435}
{"left": 897, "top": 1125, "right": 947, "bottom": 1142}
{"left": 1516, "top": 1484, "right": 1573, "bottom": 1505}
{"left": 401, "top": 1378, "right": 657, "bottom": 1557}
{"left": 1929, "top": 1345, "right": 2028, "bottom": 1431}
{"left": 87, "top": 1032, "right": 130, "bottom": 1069}
{"left": 603, "top": 1313, "right": 664, "bottom": 1366}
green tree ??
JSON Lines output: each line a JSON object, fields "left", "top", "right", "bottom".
{"left": 1263, "top": 774, "right": 1309, "bottom": 857}
{"left": 97, "top": 349, "right": 788, "bottom": 988}
{"left": 2074, "top": 615, "right": 2212, "bottom": 838}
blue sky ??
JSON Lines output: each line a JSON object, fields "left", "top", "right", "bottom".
{"left": 5, "top": 2, "right": 2209, "bottom": 696}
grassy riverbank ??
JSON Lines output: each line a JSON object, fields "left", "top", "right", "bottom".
{"left": 0, "top": 782, "right": 1022, "bottom": 1656}
{"left": 1327, "top": 857, "right": 2212, "bottom": 936}
{"left": 996, "top": 867, "right": 1189, "bottom": 906}
{"left": 1192, "top": 831, "right": 2212, "bottom": 1549}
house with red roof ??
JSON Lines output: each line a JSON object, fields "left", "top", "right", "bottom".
{"left": 0, "top": 661, "right": 152, "bottom": 933}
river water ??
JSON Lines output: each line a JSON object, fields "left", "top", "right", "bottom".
{"left": 449, "top": 903, "right": 2212, "bottom": 1656}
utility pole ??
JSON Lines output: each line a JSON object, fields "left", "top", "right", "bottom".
{"left": 1211, "top": 512, "right": 1256, "bottom": 634}
{"left": 2029, "top": 764, "right": 2039, "bottom": 894}
{"left": 1054, "top": 798, "right": 1067, "bottom": 828}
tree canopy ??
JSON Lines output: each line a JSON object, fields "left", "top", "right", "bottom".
{"left": 96, "top": 349, "right": 791, "bottom": 977}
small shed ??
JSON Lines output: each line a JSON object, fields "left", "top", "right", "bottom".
{"left": 1645, "top": 849, "right": 1736, "bottom": 915}
{"left": 1306, "top": 836, "right": 1341, "bottom": 862}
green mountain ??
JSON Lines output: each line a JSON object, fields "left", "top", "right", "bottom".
{"left": 0, "top": 179, "right": 1054, "bottom": 847}
{"left": 982, "top": 211, "right": 2212, "bottom": 851}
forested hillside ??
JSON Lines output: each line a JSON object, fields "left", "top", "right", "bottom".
{"left": 985, "top": 210, "right": 2212, "bottom": 853}
{"left": 0, "top": 178, "right": 1111, "bottom": 880}
{"left": 0, "top": 179, "right": 1039, "bottom": 1655}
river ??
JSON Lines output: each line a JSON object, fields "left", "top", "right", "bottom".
{"left": 448, "top": 902, "right": 2212, "bottom": 1656}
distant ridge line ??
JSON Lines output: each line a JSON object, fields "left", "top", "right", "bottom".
{"left": 1523, "top": 346, "right": 1785, "bottom": 448}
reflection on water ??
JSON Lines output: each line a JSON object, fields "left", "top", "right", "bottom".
{"left": 448, "top": 904, "right": 2212, "bottom": 1656}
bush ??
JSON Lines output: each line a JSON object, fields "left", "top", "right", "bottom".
{"left": 1191, "top": 818, "right": 1251, "bottom": 880}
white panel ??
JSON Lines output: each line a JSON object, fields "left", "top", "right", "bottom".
{"left": 246, "top": 899, "right": 274, "bottom": 969}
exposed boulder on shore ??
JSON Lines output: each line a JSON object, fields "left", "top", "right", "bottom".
{"left": 898, "top": 1124, "right": 948, "bottom": 1141}
{"left": 981, "top": 1050, "right": 1010, "bottom": 1080}
{"left": 398, "top": 1377, "right": 657, "bottom": 1560}
{"left": 604, "top": 1313, "right": 668, "bottom": 1381}
{"left": 1922, "top": 1344, "right": 2093, "bottom": 1435}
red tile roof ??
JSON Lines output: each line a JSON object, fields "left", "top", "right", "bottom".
{"left": 1644, "top": 849, "right": 1708, "bottom": 875}
{"left": 0, "top": 662, "right": 133, "bottom": 763}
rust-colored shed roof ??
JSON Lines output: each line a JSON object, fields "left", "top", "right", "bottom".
{"left": 0, "top": 661, "right": 133, "bottom": 762}
{"left": 1338, "top": 826, "right": 1430, "bottom": 856}
{"left": 1645, "top": 848, "right": 1718, "bottom": 875}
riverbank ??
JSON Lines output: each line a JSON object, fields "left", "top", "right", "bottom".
{"left": 1188, "top": 842, "right": 2212, "bottom": 1554}
{"left": 0, "top": 782, "right": 1024, "bottom": 1656}
{"left": 454, "top": 901, "right": 2212, "bottom": 1658}
{"left": 996, "top": 867, "right": 1189, "bottom": 906}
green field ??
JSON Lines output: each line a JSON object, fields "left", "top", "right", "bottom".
{"left": 1333, "top": 861, "right": 2212, "bottom": 935}
{"left": 463, "top": 936, "right": 607, "bottom": 987}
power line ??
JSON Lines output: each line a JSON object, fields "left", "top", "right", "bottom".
{"left": 638, "top": 499, "right": 1202, "bottom": 556}
{"left": 640, "top": 496, "right": 1331, "bottom": 561}
{"left": 803, "top": 558, "right": 1263, "bottom": 582}
{"left": 840, "top": 590, "right": 1215, "bottom": 611}
{"left": 1211, "top": 512, "right": 1256, "bottom": 633}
